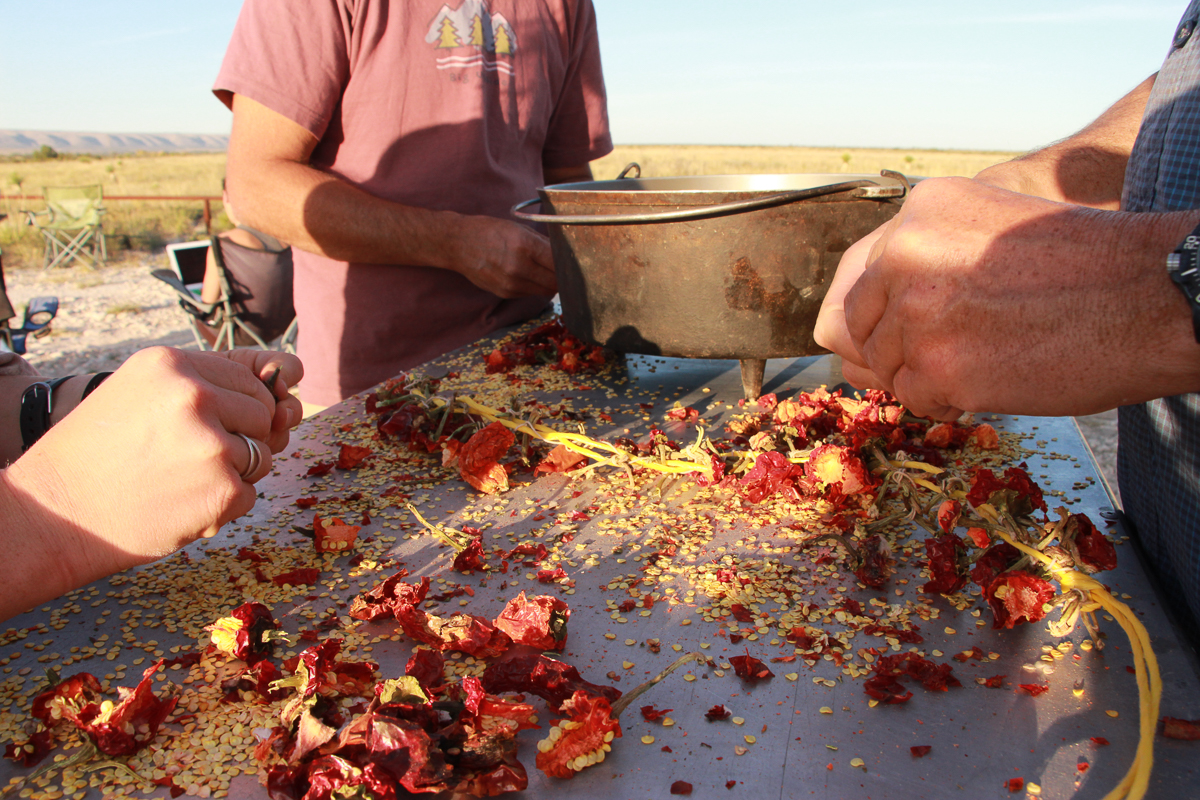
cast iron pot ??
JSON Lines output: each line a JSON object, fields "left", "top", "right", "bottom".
{"left": 513, "top": 169, "right": 911, "bottom": 398}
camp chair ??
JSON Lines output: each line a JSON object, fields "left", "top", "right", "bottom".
{"left": 151, "top": 237, "right": 297, "bottom": 353}
{"left": 21, "top": 185, "right": 107, "bottom": 269}
{"left": 0, "top": 248, "right": 58, "bottom": 355}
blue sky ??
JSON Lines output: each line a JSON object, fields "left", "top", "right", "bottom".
{"left": 0, "top": 1, "right": 1187, "bottom": 151}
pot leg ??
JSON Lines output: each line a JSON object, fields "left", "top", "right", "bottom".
{"left": 739, "top": 358, "right": 766, "bottom": 402}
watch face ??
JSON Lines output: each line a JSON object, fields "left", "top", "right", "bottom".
{"left": 1172, "top": 247, "right": 1200, "bottom": 285}
{"left": 1172, "top": 224, "right": 1200, "bottom": 344}
{"left": 1181, "top": 271, "right": 1200, "bottom": 300}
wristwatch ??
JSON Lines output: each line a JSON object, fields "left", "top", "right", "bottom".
{"left": 17, "top": 371, "right": 112, "bottom": 453}
{"left": 1167, "top": 222, "right": 1200, "bottom": 343}
{"left": 19, "top": 376, "right": 74, "bottom": 453}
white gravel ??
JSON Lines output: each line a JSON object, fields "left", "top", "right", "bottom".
{"left": 1, "top": 257, "right": 1121, "bottom": 500}
{"left": 2, "top": 258, "right": 196, "bottom": 376}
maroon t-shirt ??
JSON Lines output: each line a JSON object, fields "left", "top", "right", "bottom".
{"left": 214, "top": 0, "right": 612, "bottom": 404}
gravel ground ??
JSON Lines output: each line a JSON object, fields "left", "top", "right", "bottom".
{"left": 3, "top": 258, "right": 195, "bottom": 375}
{"left": 2, "top": 258, "right": 1123, "bottom": 500}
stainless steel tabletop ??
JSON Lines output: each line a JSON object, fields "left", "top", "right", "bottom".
{"left": 2, "top": 336, "right": 1198, "bottom": 800}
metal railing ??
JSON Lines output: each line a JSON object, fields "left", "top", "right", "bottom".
{"left": 3, "top": 194, "right": 222, "bottom": 234}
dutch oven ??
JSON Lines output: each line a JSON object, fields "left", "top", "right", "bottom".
{"left": 513, "top": 168, "right": 911, "bottom": 399}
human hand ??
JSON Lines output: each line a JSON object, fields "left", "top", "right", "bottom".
{"left": 813, "top": 221, "right": 889, "bottom": 379}
{"left": 5, "top": 347, "right": 303, "bottom": 585}
{"left": 447, "top": 215, "right": 557, "bottom": 298}
{"left": 211, "top": 348, "right": 304, "bottom": 454}
{"left": 815, "top": 177, "right": 1198, "bottom": 419}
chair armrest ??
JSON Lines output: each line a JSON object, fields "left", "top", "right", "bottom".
{"left": 150, "top": 269, "right": 216, "bottom": 316}
{"left": 16, "top": 297, "right": 58, "bottom": 333}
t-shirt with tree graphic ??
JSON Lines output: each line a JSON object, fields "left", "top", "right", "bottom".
{"left": 215, "top": 0, "right": 611, "bottom": 405}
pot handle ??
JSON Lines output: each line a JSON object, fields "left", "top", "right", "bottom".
{"left": 512, "top": 172, "right": 909, "bottom": 226}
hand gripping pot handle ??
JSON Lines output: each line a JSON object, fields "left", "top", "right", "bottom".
{"left": 512, "top": 170, "right": 911, "bottom": 226}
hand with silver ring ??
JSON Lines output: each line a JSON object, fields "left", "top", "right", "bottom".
{"left": 0, "top": 347, "right": 303, "bottom": 622}
{"left": 237, "top": 433, "right": 264, "bottom": 481}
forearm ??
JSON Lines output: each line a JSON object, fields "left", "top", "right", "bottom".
{"left": 0, "top": 460, "right": 104, "bottom": 621}
{"left": 226, "top": 94, "right": 564, "bottom": 298}
{"left": 227, "top": 153, "right": 594, "bottom": 271}
{"left": 226, "top": 154, "right": 466, "bottom": 267}
{"left": 223, "top": 94, "right": 465, "bottom": 268}
{"left": 976, "top": 74, "right": 1156, "bottom": 209}
{"left": 1100, "top": 207, "right": 1200, "bottom": 403}
{"left": 227, "top": 159, "right": 556, "bottom": 297}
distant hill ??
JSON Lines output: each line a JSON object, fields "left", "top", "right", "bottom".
{"left": 0, "top": 130, "right": 228, "bottom": 155}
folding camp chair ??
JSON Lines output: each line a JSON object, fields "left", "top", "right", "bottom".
{"left": 151, "top": 237, "right": 297, "bottom": 353}
{"left": 21, "top": 185, "right": 107, "bottom": 269}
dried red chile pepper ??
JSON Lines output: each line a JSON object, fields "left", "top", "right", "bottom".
{"left": 922, "top": 534, "right": 968, "bottom": 595}
{"left": 30, "top": 660, "right": 178, "bottom": 757}
{"left": 481, "top": 654, "right": 621, "bottom": 712}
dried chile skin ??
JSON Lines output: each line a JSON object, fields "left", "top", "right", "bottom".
{"left": 1071, "top": 513, "right": 1118, "bottom": 573}
{"left": 970, "top": 542, "right": 1021, "bottom": 588}
{"left": 922, "top": 534, "right": 968, "bottom": 595}
{"left": 480, "top": 655, "right": 620, "bottom": 711}
{"left": 985, "top": 570, "right": 1056, "bottom": 630}
{"left": 729, "top": 652, "right": 775, "bottom": 685}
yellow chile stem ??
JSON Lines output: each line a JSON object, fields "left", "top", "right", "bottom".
{"left": 974, "top": 506, "right": 1160, "bottom": 800}
{"left": 444, "top": 395, "right": 715, "bottom": 476}
{"left": 913, "top": 477, "right": 943, "bottom": 494}
{"left": 889, "top": 459, "right": 946, "bottom": 475}
{"left": 887, "top": 461, "right": 1157, "bottom": 800}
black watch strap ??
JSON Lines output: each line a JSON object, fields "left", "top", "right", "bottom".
{"left": 1167, "top": 224, "right": 1200, "bottom": 343}
{"left": 82, "top": 371, "right": 112, "bottom": 400}
{"left": 19, "top": 375, "right": 74, "bottom": 453}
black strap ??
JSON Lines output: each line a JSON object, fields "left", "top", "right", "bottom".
{"left": 20, "top": 376, "right": 73, "bottom": 453}
{"left": 81, "top": 371, "right": 112, "bottom": 400}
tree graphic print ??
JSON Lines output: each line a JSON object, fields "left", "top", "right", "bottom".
{"left": 494, "top": 24, "right": 512, "bottom": 54}
{"left": 437, "top": 17, "right": 460, "bottom": 48}
{"left": 425, "top": 2, "right": 517, "bottom": 61}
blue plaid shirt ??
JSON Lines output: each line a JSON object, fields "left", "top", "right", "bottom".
{"left": 1119, "top": 0, "right": 1200, "bottom": 639}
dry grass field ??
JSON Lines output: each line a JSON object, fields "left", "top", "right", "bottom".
{"left": 592, "top": 144, "right": 1020, "bottom": 183}
{"left": 1, "top": 152, "right": 227, "bottom": 267}
{"left": 0, "top": 145, "right": 1019, "bottom": 269}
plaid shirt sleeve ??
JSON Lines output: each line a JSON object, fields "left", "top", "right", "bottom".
{"left": 1118, "top": 0, "right": 1200, "bottom": 644}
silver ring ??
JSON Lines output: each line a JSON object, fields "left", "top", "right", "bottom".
{"left": 237, "top": 433, "right": 263, "bottom": 480}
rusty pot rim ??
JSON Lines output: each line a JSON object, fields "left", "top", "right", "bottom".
{"left": 512, "top": 171, "right": 913, "bottom": 225}
{"left": 544, "top": 171, "right": 906, "bottom": 195}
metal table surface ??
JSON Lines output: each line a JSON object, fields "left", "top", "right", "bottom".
{"left": 2, "top": 336, "right": 1199, "bottom": 800}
